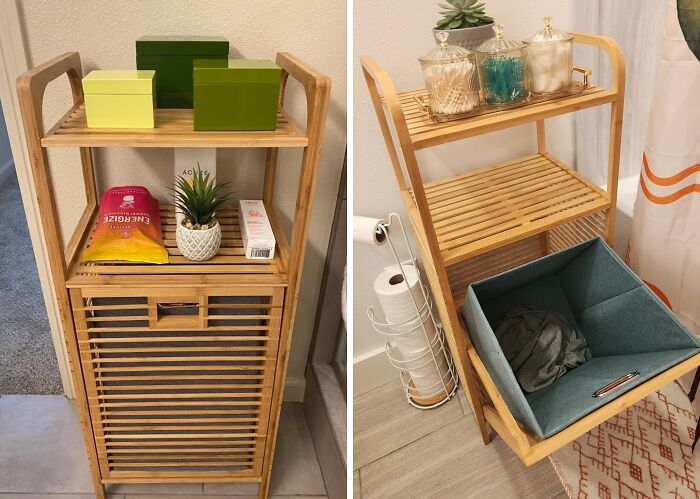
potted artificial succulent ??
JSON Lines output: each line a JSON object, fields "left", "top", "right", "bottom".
{"left": 173, "top": 165, "right": 231, "bottom": 262}
{"left": 434, "top": 0, "right": 495, "bottom": 51}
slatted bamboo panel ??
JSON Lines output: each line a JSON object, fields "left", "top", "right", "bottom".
{"left": 547, "top": 210, "right": 608, "bottom": 254}
{"left": 445, "top": 210, "right": 608, "bottom": 307}
{"left": 414, "top": 153, "right": 610, "bottom": 266}
{"left": 41, "top": 104, "right": 308, "bottom": 148}
{"left": 446, "top": 235, "right": 544, "bottom": 307}
{"left": 70, "top": 286, "right": 284, "bottom": 480}
{"left": 66, "top": 205, "right": 288, "bottom": 288}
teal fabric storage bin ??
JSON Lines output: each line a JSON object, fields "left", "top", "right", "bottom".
{"left": 462, "top": 237, "right": 700, "bottom": 439}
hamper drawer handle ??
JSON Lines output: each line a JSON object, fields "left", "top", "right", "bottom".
{"left": 592, "top": 371, "right": 640, "bottom": 398}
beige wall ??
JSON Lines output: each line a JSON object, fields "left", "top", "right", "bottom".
{"left": 353, "top": 0, "right": 572, "bottom": 393}
{"left": 18, "top": 0, "right": 346, "bottom": 392}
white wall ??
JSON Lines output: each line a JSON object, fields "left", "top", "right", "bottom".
{"left": 353, "top": 0, "right": 573, "bottom": 393}
{"left": 17, "top": 0, "right": 346, "bottom": 395}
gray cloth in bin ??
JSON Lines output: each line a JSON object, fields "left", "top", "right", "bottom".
{"left": 495, "top": 307, "right": 589, "bottom": 393}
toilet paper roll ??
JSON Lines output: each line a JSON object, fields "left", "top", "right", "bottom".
{"left": 373, "top": 264, "right": 427, "bottom": 324}
{"left": 390, "top": 339, "right": 451, "bottom": 395}
{"left": 391, "top": 312, "right": 441, "bottom": 356}
{"left": 353, "top": 216, "right": 387, "bottom": 246}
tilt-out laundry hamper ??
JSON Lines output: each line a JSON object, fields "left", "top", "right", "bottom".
{"left": 16, "top": 51, "right": 330, "bottom": 499}
{"left": 463, "top": 237, "right": 700, "bottom": 439}
{"left": 361, "top": 31, "right": 700, "bottom": 465}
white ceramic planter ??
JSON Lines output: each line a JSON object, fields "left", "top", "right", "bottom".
{"left": 176, "top": 221, "right": 222, "bottom": 261}
{"left": 433, "top": 22, "right": 495, "bottom": 51}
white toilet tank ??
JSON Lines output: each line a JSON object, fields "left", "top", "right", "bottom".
{"left": 602, "top": 175, "right": 639, "bottom": 257}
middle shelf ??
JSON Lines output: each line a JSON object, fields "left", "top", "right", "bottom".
{"left": 66, "top": 204, "right": 289, "bottom": 288}
{"left": 407, "top": 153, "right": 611, "bottom": 266}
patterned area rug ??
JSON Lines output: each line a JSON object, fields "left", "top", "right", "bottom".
{"left": 550, "top": 381, "right": 700, "bottom": 498}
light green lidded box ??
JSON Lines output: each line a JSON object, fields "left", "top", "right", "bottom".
{"left": 82, "top": 70, "right": 156, "bottom": 128}
{"left": 193, "top": 59, "right": 281, "bottom": 131}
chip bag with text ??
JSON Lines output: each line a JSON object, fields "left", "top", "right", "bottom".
{"left": 83, "top": 186, "right": 168, "bottom": 264}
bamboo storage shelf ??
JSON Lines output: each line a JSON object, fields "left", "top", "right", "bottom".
{"left": 362, "top": 31, "right": 700, "bottom": 466}
{"left": 17, "top": 51, "right": 330, "bottom": 499}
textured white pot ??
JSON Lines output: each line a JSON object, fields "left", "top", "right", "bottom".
{"left": 433, "top": 22, "right": 495, "bottom": 51}
{"left": 176, "top": 221, "right": 222, "bottom": 261}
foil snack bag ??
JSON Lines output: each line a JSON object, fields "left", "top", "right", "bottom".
{"left": 83, "top": 186, "right": 168, "bottom": 264}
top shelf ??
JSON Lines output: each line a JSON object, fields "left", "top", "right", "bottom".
{"left": 391, "top": 86, "right": 616, "bottom": 150}
{"left": 41, "top": 103, "right": 309, "bottom": 148}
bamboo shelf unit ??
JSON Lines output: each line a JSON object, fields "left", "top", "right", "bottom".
{"left": 362, "top": 32, "right": 700, "bottom": 465}
{"left": 17, "top": 51, "right": 330, "bottom": 499}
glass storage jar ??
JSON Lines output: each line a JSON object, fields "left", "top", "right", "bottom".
{"left": 527, "top": 17, "right": 573, "bottom": 95}
{"left": 475, "top": 25, "right": 528, "bottom": 106}
{"left": 418, "top": 31, "right": 480, "bottom": 118}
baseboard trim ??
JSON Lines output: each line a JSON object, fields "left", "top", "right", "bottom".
{"left": 0, "top": 159, "right": 13, "bottom": 185}
{"left": 284, "top": 376, "right": 306, "bottom": 402}
{"left": 354, "top": 347, "right": 397, "bottom": 396}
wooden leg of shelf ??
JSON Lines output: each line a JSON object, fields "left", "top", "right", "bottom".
{"left": 605, "top": 100, "right": 624, "bottom": 244}
{"left": 536, "top": 119, "right": 546, "bottom": 154}
{"left": 263, "top": 147, "right": 278, "bottom": 204}
{"left": 80, "top": 146, "right": 97, "bottom": 206}
{"left": 259, "top": 472, "right": 271, "bottom": 499}
{"left": 94, "top": 482, "right": 106, "bottom": 499}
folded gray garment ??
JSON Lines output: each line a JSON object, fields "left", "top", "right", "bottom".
{"left": 494, "top": 307, "right": 589, "bottom": 393}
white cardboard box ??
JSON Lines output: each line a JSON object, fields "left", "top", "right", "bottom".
{"left": 239, "top": 200, "right": 276, "bottom": 260}
{"left": 174, "top": 148, "right": 216, "bottom": 224}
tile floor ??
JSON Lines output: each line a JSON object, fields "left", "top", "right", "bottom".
{"left": 353, "top": 379, "right": 567, "bottom": 499}
{"left": 0, "top": 395, "right": 327, "bottom": 498}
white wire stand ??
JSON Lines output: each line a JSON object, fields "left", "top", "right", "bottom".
{"left": 367, "top": 213, "right": 458, "bottom": 409}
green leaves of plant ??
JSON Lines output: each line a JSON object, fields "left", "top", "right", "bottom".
{"left": 436, "top": 0, "right": 493, "bottom": 29}
{"left": 171, "top": 163, "right": 232, "bottom": 226}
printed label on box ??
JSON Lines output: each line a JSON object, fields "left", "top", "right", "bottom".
{"left": 239, "top": 200, "right": 276, "bottom": 260}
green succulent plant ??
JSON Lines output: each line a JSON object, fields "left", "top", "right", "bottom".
{"left": 172, "top": 165, "right": 231, "bottom": 227}
{"left": 436, "top": 0, "right": 493, "bottom": 30}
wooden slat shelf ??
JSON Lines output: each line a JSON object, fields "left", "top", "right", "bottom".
{"left": 41, "top": 104, "right": 308, "bottom": 148}
{"left": 392, "top": 87, "right": 615, "bottom": 150}
{"left": 66, "top": 204, "right": 289, "bottom": 288}
{"left": 409, "top": 153, "right": 610, "bottom": 266}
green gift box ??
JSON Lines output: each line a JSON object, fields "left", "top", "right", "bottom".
{"left": 135, "top": 36, "right": 229, "bottom": 109}
{"left": 193, "top": 59, "right": 281, "bottom": 131}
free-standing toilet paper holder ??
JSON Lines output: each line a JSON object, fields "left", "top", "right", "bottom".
{"left": 365, "top": 213, "right": 459, "bottom": 409}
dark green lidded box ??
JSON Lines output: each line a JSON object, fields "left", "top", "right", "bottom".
{"left": 193, "top": 59, "right": 281, "bottom": 131}
{"left": 135, "top": 36, "right": 229, "bottom": 109}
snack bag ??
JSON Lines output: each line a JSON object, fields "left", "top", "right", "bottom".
{"left": 83, "top": 186, "right": 168, "bottom": 264}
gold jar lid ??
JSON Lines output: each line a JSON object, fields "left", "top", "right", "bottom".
{"left": 530, "top": 17, "right": 573, "bottom": 43}
{"left": 419, "top": 31, "right": 472, "bottom": 64}
{"left": 476, "top": 25, "right": 525, "bottom": 54}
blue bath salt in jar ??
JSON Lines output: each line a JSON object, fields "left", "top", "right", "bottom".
{"left": 475, "top": 25, "right": 528, "bottom": 106}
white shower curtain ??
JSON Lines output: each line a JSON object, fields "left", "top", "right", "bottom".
{"left": 628, "top": 0, "right": 700, "bottom": 335}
